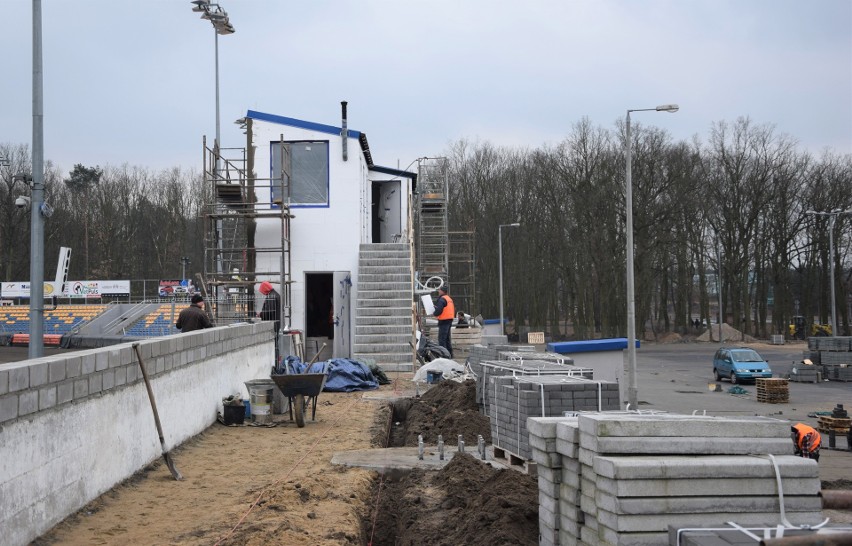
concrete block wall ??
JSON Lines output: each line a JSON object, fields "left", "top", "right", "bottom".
{"left": 488, "top": 375, "right": 619, "bottom": 460}
{"left": 528, "top": 413, "right": 824, "bottom": 546}
{"left": 0, "top": 322, "right": 274, "bottom": 546}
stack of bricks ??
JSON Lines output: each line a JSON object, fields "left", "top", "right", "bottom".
{"left": 469, "top": 344, "right": 571, "bottom": 407}
{"left": 807, "top": 336, "right": 852, "bottom": 382}
{"left": 489, "top": 375, "right": 619, "bottom": 461}
{"left": 529, "top": 413, "right": 824, "bottom": 546}
{"left": 789, "top": 360, "right": 818, "bottom": 382}
{"left": 480, "top": 359, "right": 594, "bottom": 415}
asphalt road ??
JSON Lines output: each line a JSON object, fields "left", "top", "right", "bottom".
{"left": 634, "top": 341, "right": 849, "bottom": 420}
{"left": 635, "top": 340, "right": 852, "bottom": 483}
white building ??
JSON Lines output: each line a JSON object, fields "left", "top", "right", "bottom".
{"left": 243, "top": 108, "right": 417, "bottom": 369}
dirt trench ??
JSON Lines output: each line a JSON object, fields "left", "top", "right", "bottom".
{"left": 362, "top": 380, "right": 538, "bottom": 546}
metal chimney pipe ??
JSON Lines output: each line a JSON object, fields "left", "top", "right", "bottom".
{"left": 341, "top": 101, "right": 348, "bottom": 161}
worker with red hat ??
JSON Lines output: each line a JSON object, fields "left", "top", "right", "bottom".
{"left": 257, "top": 281, "right": 281, "bottom": 334}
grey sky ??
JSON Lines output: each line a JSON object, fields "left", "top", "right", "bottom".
{"left": 1, "top": 0, "right": 850, "bottom": 175}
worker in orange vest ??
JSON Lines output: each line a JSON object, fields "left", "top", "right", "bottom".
{"left": 433, "top": 286, "right": 455, "bottom": 359}
{"left": 791, "top": 423, "right": 821, "bottom": 461}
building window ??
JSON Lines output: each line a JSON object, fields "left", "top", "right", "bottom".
{"left": 271, "top": 141, "right": 329, "bottom": 206}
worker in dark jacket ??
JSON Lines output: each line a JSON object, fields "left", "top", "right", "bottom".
{"left": 433, "top": 286, "right": 455, "bottom": 359}
{"left": 791, "top": 423, "right": 821, "bottom": 461}
{"left": 176, "top": 294, "right": 212, "bottom": 332}
{"left": 258, "top": 281, "right": 281, "bottom": 334}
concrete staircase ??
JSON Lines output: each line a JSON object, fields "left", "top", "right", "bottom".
{"left": 352, "top": 243, "right": 415, "bottom": 372}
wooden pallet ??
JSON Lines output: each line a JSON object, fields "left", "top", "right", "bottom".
{"left": 818, "top": 415, "right": 851, "bottom": 432}
{"left": 756, "top": 378, "right": 789, "bottom": 389}
{"left": 756, "top": 379, "right": 789, "bottom": 404}
{"left": 757, "top": 395, "right": 789, "bottom": 404}
{"left": 492, "top": 445, "right": 538, "bottom": 476}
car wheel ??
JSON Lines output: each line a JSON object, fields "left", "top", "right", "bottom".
{"left": 714, "top": 368, "right": 721, "bottom": 382}
{"left": 730, "top": 372, "right": 738, "bottom": 385}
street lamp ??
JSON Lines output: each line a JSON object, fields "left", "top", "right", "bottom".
{"left": 498, "top": 222, "right": 520, "bottom": 336}
{"left": 181, "top": 256, "right": 191, "bottom": 281}
{"left": 190, "top": 0, "right": 235, "bottom": 176}
{"left": 191, "top": 0, "right": 234, "bottom": 279}
{"left": 806, "top": 208, "right": 852, "bottom": 335}
{"left": 625, "top": 104, "right": 679, "bottom": 409}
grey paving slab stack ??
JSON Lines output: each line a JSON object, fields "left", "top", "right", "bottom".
{"left": 788, "top": 361, "right": 819, "bottom": 383}
{"left": 468, "top": 344, "right": 499, "bottom": 404}
{"left": 808, "top": 337, "right": 852, "bottom": 382}
{"left": 489, "top": 375, "right": 619, "bottom": 461}
{"left": 469, "top": 344, "right": 541, "bottom": 406}
{"left": 532, "top": 413, "right": 824, "bottom": 546}
{"left": 529, "top": 416, "right": 576, "bottom": 546}
{"left": 481, "top": 359, "right": 596, "bottom": 416}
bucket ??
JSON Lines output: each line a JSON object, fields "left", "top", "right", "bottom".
{"left": 245, "top": 380, "right": 275, "bottom": 424}
{"left": 223, "top": 404, "right": 245, "bottom": 425}
{"left": 426, "top": 370, "right": 443, "bottom": 384}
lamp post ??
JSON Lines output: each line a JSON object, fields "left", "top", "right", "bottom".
{"left": 190, "top": 0, "right": 234, "bottom": 173}
{"left": 806, "top": 209, "right": 852, "bottom": 335}
{"left": 498, "top": 222, "right": 520, "bottom": 336}
{"left": 28, "top": 0, "right": 46, "bottom": 359}
{"left": 181, "top": 256, "right": 191, "bottom": 282}
{"left": 625, "top": 104, "right": 678, "bottom": 409}
{"left": 191, "top": 0, "right": 234, "bottom": 279}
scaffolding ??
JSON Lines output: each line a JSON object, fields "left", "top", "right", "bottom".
{"left": 201, "top": 125, "right": 292, "bottom": 329}
{"left": 415, "top": 157, "right": 449, "bottom": 280}
{"left": 448, "top": 229, "right": 475, "bottom": 316}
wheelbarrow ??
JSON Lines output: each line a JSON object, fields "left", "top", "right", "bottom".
{"left": 271, "top": 372, "right": 327, "bottom": 428}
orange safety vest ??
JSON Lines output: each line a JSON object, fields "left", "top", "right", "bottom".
{"left": 436, "top": 294, "right": 455, "bottom": 321}
{"left": 793, "top": 423, "right": 821, "bottom": 452}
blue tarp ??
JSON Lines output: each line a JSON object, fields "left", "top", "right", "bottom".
{"left": 278, "top": 357, "right": 379, "bottom": 392}
{"left": 546, "top": 337, "right": 640, "bottom": 354}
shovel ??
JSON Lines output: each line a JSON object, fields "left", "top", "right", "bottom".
{"left": 132, "top": 343, "right": 183, "bottom": 480}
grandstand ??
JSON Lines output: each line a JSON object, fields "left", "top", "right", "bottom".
{"left": 121, "top": 304, "right": 179, "bottom": 337}
{"left": 0, "top": 303, "right": 184, "bottom": 347}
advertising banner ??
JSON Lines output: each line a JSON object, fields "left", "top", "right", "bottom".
{"left": 158, "top": 279, "right": 198, "bottom": 297}
{"left": 1, "top": 280, "right": 130, "bottom": 298}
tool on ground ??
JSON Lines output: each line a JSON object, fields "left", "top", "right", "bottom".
{"left": 132, "top": 342, "right": 183, "bottom": 480}
{"left": 305, "top": 343, "right": 327, "bottom": 371}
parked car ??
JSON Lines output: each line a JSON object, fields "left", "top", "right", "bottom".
{"left": 712, "top": 347, "right": 772, "bottom": 384}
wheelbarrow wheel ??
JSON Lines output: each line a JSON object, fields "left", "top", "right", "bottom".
{"left": 294, "top": 394, "right": 305, "bottom": 428}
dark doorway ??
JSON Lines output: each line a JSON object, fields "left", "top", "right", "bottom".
{"left": 371, "top": 182, "right": 381, "bottom": 243}
{"left": 306, "top": 273, "right": 333, "bottom": 338}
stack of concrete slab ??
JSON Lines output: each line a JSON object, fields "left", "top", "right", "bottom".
{"left": 481, "top": 359, "right": 596, "bottom": 415}
{"left": 490, "top": 376, "right": 619, "bottom": 461}
{"left": 807, "top": 337, "right": 852, "bottom": 382}
{"left": 469, "top": 345, "right": 579, "bottom": 407}
{"left": 788, "top": 361, "right": 819, "bottom": 383}
{"left": 528, "top": 413, "right": 824, "bottom": 546}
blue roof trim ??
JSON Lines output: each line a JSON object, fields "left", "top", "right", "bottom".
{"left": 482, "top": 318, "right": 508, "bottom": 325}
{"left": 246, "top": 110, "right": 361, "bottom": 139}
{"left": 546, "top": 338, "right": 640, "bottom": 354}
{"left": 370, "top": 165, "right": 416, "bottom": 179}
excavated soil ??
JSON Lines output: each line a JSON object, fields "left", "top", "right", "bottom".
{"left": 366, "top": 379, "right": 537, "bottom": 545}
{"left": 364, "top": 453, "right": 538, "bottom": 546}
{"left": 387, "top": 379, "right": 492, "bottom": 447}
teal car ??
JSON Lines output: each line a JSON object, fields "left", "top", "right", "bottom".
{"left": 713, "top": 347, "right": 772, "bottom": 384}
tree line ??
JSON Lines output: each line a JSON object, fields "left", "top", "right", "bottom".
{"left": 446, "top": 117, "right": 852, "bottom": 339}
{"left": 0, "top": 143, "right": 209, "bottom": 289}
{"left": 3, "top": 115, "right": 851, "bottom": 339}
